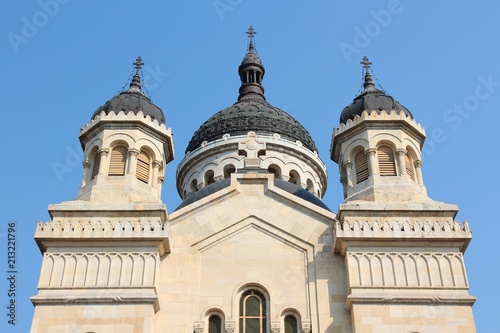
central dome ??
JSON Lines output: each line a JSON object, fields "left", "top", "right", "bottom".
{"left": 186, "top": 99, "right": 317, "bottom": 153}
{"left": 185, "top": 28, "right": 317, "bottom": 153}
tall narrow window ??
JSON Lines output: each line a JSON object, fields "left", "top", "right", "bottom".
{"left": 354, "top": 151, "right": 369, "bottom": 183}
{"left": 378, "top": 146, "right": 396, "bottom": 176}
{"left": 289, "top": 170, "right": 300, "bottom": 185}
{"left": 284, "top": 315, "right": 298, "bottom": 333}
{"left": 268, "top": 165, "right": 281, "bottom": 179}
{"left": 224, "top": 164, "right": 236, "bottom": 179}
{"left": 109, "top": 146, "right": 127, "bottom": 176}
{"left": 404, "top": 153, "right": 415, "bottom": 181}
{"left": 91, "top": 153, "right": 100, "bottom": 180}
{"left": 136, "top": 151, "right": 150, "bottom": 183}
{"left": 205, "top": 170, "right": 215, "bottom": 185}
{"left": 209, "top": 315, "right": 222, "bottom": 333}
{"left": 239, "top": 290, "right": 266, "bottom": 333}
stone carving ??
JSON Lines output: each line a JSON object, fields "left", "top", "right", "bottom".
{"left": 301, "top": 321, "right": 312, "bottom": 333}
{"left": 39, "top": 252, "right": 158, "bottom": 288}
{"left": 193, "top": 321, "right": 204, "bottom": 333}
{"left": 346, "top": 251, "right": 468, "bottom": 288}
{"left": 224, "top": 321, "right": 235, "bottom": 333}
{"left": 271, "top": 321, "right": 281, "bottom": 333}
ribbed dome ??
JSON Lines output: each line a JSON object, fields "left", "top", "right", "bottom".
{"left": 186, "top": 99, "right": 317, "bottom": 153}
{"left": 185, "top": 27, "right": 317, "bottom": 153}
{"left": 92, "top": 57, "right": 165, "bottom": 124}
{"left": 340, "top": 57, "right": 412, "bottom": 124}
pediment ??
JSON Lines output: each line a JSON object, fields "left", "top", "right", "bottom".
{"left": 168, "top": 174, "right": 336, "bottom": 249}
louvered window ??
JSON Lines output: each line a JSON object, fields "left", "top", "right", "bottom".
{"left": 378, "top": 146, "right": 396, "bottom": 176}
{"left": 91, "top": 153, "right": 100, "bottom": 180}
{"left": 136, "top": 151, "right": 150, "bottom": 183}
{"left": 109, "top": 146, "right": 127, "bottom": 176}
{"left": 404, "top": 153, "right": 415, "bottom": 181}
{"left": 354, "top": 151, "right": 369, "bottom": 183}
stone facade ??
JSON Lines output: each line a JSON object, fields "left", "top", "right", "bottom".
{"left": 30, "top": 38, "right": 476, "bottom": 332}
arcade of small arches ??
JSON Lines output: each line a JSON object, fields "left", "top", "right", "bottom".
{"left": 81, "top": 140, "right": 164, "bottom": 188}
{"left": 195, "top": 286, "right": 307, "bottom": 333}
{"left": 340, "top": 141, "right": 423, "bottom": 190}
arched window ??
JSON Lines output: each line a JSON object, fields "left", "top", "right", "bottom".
{"left": 136, "top": 150, "right": 150, "bottom": 183}
{"left": 284, "top": 315, "right": 298, "bottom": 333}
{"left": 354, "top": 151, "right": 369, "bottom": 183}
{"left": 306, "top": 179, "right": 314, "bottom": 193}
{"left": 377, "top": 146, "right": 396, "bottom": 176}
{"left": 205, "top": 170, "right": 215, "bottom": 185}
{"left": 209, "top": 315, "right": 222, "bottom": 333}
{"left": 91, "top": 152, "right": 100, "bottom": 180}
{"left": 190, "top": 179, "right": 198, "bottom": 193}
{"left": 224, "top": 164, "right": 236, "bottom": 179}
{"left": 267, "top": 164, "right": 281, "bottom": 179}
{"left": 404, "top": 153, "right": 415, "bottom": 181}
{"left": 289, "top": 170, "right": 300, "bottom": 185}
{"left": 239, "top": 290, "right": 266, "bottom": 333}
{"left": 109, "top": 146, "right": 127, "bottom": 176}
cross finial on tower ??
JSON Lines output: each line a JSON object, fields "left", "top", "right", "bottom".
{"left": 133, "top": 56, "right": 144, "bottom": 74}
{"left": 246, "top": 26, "right": 256, "bottom": 43}
{"left": 361, "top": 56, "right": 372, "bottom": 73}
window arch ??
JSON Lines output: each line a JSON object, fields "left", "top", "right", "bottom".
{"left": 190, "top": 179, "right": 198, "bottom": 194}
{"left": 306, "top": 179, "right": 314, "bottom": 193}
{"left": 109, "top": 146, "right": 127, "bottom": 176}
{"left": 208, "top": 315, "right": 222, "bottom": 333}
{"left": 224, "top": 164, "right": 236, "bottom": 179}
{"left": 284, "top": 315, "right": 298, "bottom": 333}
{"left": 377, "top": 146, "right": 396, "bottom": 176}
{"left": 354, "top": 151, "right": 369, "bottom": 183}
{"left": 288, "top": 170, "right": 300, "bottom": 185}
{"left": 136, "top": 150, "right": 150, "bottom": 183}
{"left": 239, "top": 290, "right": 266, "bottom": 333}
{"left": 267, "top": 164, "right": 281, "bottom": 179}
{"left": 205, "top": 170, "right": 215, "bottom": 186}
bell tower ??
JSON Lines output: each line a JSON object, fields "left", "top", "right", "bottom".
{"left": 330, "top": 57, "right": 476, "bottom": 332}
{"left": 31, "top": 58, "right": 174, "bottom": 333}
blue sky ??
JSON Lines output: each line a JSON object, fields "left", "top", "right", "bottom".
{"left": 1, "top": 1, "right": 499, "bottom": 332}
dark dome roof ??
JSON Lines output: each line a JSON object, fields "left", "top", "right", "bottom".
{"left": 175, "top": 176, "right": 330, "bottom": 211}
{"left": 185, "top": 33, "right": 317, "bottom": 153}
{"left": 340, "top": 59, "right": 412, "bottom": 124}
{"left": 186, "top": 99, "right": 317, "bottom": 153}
{"left": 92, "top": 61, "right": 165, "bottom": 124}
{"left": 93, "top": 91, "right": 165, "bottom": 124}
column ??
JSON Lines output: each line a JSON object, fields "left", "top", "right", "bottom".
{"left": 414, "top": 159, "right": 423, "bottom": 185}
{"left": 81, "top": 158, "right": 91, "bottom": 187}
{"left": 98, "top": 148, "right": 109, "bottom": 175}
{"left": 366, "top": 148, "right": 378, "bottom": 176}
{"left": 396, "top": 149, "right": 407, "bottom": 176}
{"left": 344, "top": 160, "right": 353, "bottom": 188}
{"left": 127, "top": 149, "right": 140, "bottom": 175}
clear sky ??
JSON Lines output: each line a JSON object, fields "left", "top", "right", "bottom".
{"left": 1, "top": 1, "right": 499, "bottom": 332}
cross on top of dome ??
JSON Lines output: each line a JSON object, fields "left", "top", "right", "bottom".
{"left": 133, "top": 56, "right": 144, "bottom": 74}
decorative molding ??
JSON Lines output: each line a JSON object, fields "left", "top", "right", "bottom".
{"left": 38, "top": 252, "right": 158, "bottom": 288}
{"left": 80, "top": 110, "right": 171, "bottom": 136}
{"left": 301, "top": 321, "right": 312, "bottom": 333}
{"left": 345, "top": 294, "right": 476, "bottom": 311}
{"left": 193, "top": 321, "right": 205, "bottom": 333}
{"left": 30, "top": 292, "right": 160, "bottom": 312}
{"left": 335, "top": 219, "right": 470, "bottom": 244}
{"left": 333, "top": 110, "right": 425, "bottom": 136}
{"left": 346, "top": 251, "right": 468, "bottom": 288}
{"left": 271, "top": 321, "right": 281, "bottom": 333}
{"left": 35, "top": 219, "right": 168, "bottom": 239}
{"left": 224, "top": 321, "right": 235, "bottom": 333}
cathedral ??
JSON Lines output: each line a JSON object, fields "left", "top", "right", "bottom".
{"left": 30, "top": 27, "right": 476, "bottom": 333}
